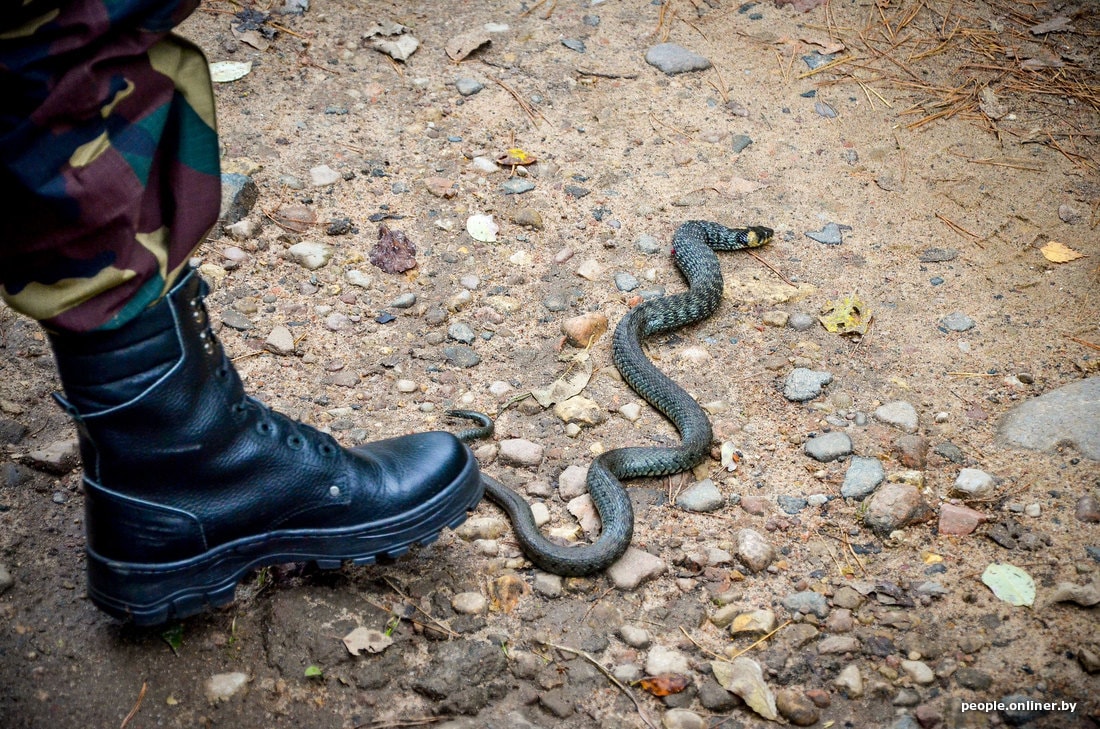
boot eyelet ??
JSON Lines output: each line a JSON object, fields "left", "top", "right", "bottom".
{"left": 256, "top": 421, "right": 275, "bottom": 436}
{"left": 287, "top": 434, "right": 305, "bottom": 450}
{"left": 329, "top": 486, "right": 341, "bottom": 497}
{"left": 215, "top": 366, "right": 230, "bottom": 379}
{"left": 318, "top": 443, "right": 337, "bottom": 457}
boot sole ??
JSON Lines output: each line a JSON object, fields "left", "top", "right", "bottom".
{"left": 85, "top": 457, "right": 484, "bottom": 626}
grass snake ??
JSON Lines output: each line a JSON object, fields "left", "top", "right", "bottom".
{"left": 453, "top": 220, "right": 773, "bottom": 576}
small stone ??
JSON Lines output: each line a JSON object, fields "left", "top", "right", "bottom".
{"left": 736, "top": 528, "right": 776, "bottom": 573}
{"left": 806, "top": 222, "right": 846, "bottom": 245}
{"left": 309, "top": 165, "right": 341, "bottom": 187}
{"left": 218, "top": 173, "right": 258, "bottom": 225}
{"left": 646, "top": 644, "right": 691, "bottom": 676}
{"left": 614, "top": 272, "right": 640, "bottom": 292}
{"left": 324, "top": 313, "right": 352, "bottom": 331}
{"left": 834, "top": 664, "right": 863, "bottom": 698}
{"left": 443, "top": 345, "right": 481, "bottom": 368}
{"left": 499, "top": 439, "right": 544, "bottom": 467}
{"left": 740, "top": 495, "right": 768, "bottom": 515}
{"left": 1078, "top": 646, "right": 1100, "bottom": 674}
{"left": 803, "top": 431, "right": 853, "bottom": 462}
{"left": 919, "top": 247, "right": 958, "bottom": 262}
{"left": 471, "top": 156, "right": 499, "bottom": 173}
{"left": 619, "top": 403, "right": 642, "bottom": 422}
{"left": 784, "top": 368, "right": 834, "bottom": 402}
{"left": 455, "top": 517, "right": 508, "bottom": 541}
{"left": 345, "top": 270, "right": 373, "bottom": 289}
{"left": 874, "top": 401, "right": 919, "bottom": 433}
{"left": 265, "top": 325, "right": 296, "bottom": 355}
{"left": 863, "top": 483, "right": 934, "bottom": 536}
{"left": 454, "top": 77, "right": 484, "bottom": 96}
{"left": 561, "top": 312, "right": 608, "bottom": 347}
{"left": 512, "top": 207, "right": 544, "bottom": 229}
{"left": 730, "top": 609, "right": 777, "bottom": 635}
{"left": 451, "top": 591, "right": 487, "bottom": 614}
{"left": 205, "top": 672, "right": 250, "bottom": 703}
{"left": 1077, "top": 494, "right": 1100, "bottom": 523}
{"left": 564, "top": 184, "right": 590, "bottom": 199}
{"left": 841, "top": 456, "right": 885, "bottom": 500}
{"left": 730, "top": 134, "right": 753, "bottom": 153}
{"left": 0, "top": 563, "right": 13, "bottom": 596}
{"left": 955, "top": 667, "right": 993, "bottom": 690}
{"left": 1059, "top": 204, "right": 1082, "bottom": 224}
{"left": 395, "top": 379, "right": 418, "bottom": 393}
{"left": 675, "top": 479, "right": 724, "bottom": 512}
{"left": 220, "top": 309, "right": 253, "bottom": 331}
{"left": 224, "top": 221, "right": 258, "bottom": 242}
{"left": 818, "top": 635, "right": 861, "bottom": 654}
{"left": 662, "top": 708, "right": 706, "bottom": 729}
{"left": 644, "top": 43, "right": 712, "bottom": 75}
{"left": 782, "top": 591, "right": 829, "bottom": 618}
{"left": 23, "top": 438, "right": 80, "bottom": 474}
{"left": 635, "top": 234, "right": 663, "bottom": 254}
{"left": 501, "top": 178, "right": 535, "bottom": 194}
{"left": 558, "top": 464, "right": 589, "bottom": 500}
{"left": 788, "top": 312, "right": 815, "bottom": 331}
{"left": 776, "top": 689, "right": 821, "bottom": 726}
{"left": 389, "top": 293, "right": 417, "bottom": 308}
{"left": 777, "top": 495, "right": 809, "bottom": 514}
{"left": 447, "top": 322, "right": 476, "bottom": 344}
{"left": 608, "top": 547, "right": 666, "bottom": 589}
{"left": 940, "top": 312, "right": 975, "bottom": 332}
{"left": 832, "top": 586, "right": 864, "bottom": 610}
{"left": 619, "top": 624, "right": 651, "bottom": 649}
{"left": 576, "top": 258, "right": 603, "bottom": 281}
{"left": 554, "top": 396, "right": 607, "bottom": 426}
{"left": 895, "top": 435, "right": 928, "bottom": 469}
{"left": 762, "top": 310, "right": 789, "bottom": 327}
{"left": 286, "top": 241, "right": 334, "bottom": 270}
{"left": 952, "top": 468, "right": 996, "bottom": 499}
{"left": 424, "top": 177, "right": 457, "bottom": 198}
{"left": 938, "top": 503, "right": 988, "bottom": 535}
{"left": 900, "top": 660, "right": 935, "bottom": 684}
{"left": 1023, "top": 502, "right": 1041, "bottom": 518}
{"left": 998, "top": 376, "right": 1100, "bottom": 459}
{"left": 532, "top": 572, "right": 563, "bottom": 598}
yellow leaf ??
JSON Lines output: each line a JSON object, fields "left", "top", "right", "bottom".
{"left": 818, "top": 295, "right": 872, "bottom": 335}
{"left": 1040, "top": 241, "right": 1085, "bottom": 263}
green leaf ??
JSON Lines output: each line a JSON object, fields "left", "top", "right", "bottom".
{"left": 161, "top": 624, "right": 184, "bottom": 655}
{"left": 304, "top": 665, "right": 323, "bottom": 679}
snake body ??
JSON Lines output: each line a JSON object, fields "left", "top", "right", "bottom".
{"left": 455, "top": 220, "right": 773, "bottom": 576}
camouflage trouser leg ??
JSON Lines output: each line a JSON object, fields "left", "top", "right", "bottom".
{"left": 0, "top": 0, "right": 220, "bottom": 333}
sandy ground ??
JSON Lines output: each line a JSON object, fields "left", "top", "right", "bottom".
{"left": 1, "top": 1, "right": 1098, "bottom": 727}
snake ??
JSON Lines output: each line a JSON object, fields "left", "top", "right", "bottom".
{"left": 452, "top": 220, "right": 774, "bottom": 576}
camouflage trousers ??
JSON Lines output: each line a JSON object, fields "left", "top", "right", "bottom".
{"left": 0, "top": 0, "right": 220, "bottom": 333}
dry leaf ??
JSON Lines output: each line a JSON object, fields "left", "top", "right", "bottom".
{"left": 712, "top": 658, "right": 778, "bottom": 720}
{"left": 637, "top": 674, "right": 691, "bottom": 697}
{"left": 1040, "top": 241, "right": 1085, "bottom": 263}
{"left": 270, "top": 203, "right": 316, "bottom": 233}
{"left": 1029, "top": 16, "right": 1073, "bottom": 35}
{"left": 342, "top": 627, "right": 393, "bottom": 656}
{"left": 531, "top": 355, "right": 593, "bottom": 408}
{"left": 819, "top": 295, "right": 871, "bottom": 335}
{"left": 798, "top": 34, "right": 845, "bottom": 55}
{"left": 488, "top": 573, "right": 528, "bottom": 613}
{"left": 232, "top": 28, "right": 271, "bottom": 51}
{"left": 445, "top": 29, "right": 492, "bottom": 61}
{"left": 370, "top": 224, "right": 418, "bottom": 274}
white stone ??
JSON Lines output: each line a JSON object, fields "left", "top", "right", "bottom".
{"left": 873, "top": 401, "right": 919, "bottom": 433}
{"left": 264, "top": 325, "right": 295, "bottom": 355}
{"left": 532, "top": 572, "right": 563, "bottom": 598}
{"left": 619, "top": 624, "right": 651, "bottom": 648}
{"left": 451, "top": 591, "right": 487, "bottom": 615}
{"left": 286, "top": 241, "right": 333, "bottom": 270}
{"left": 952, "top": 468, "right": 996, "bottom": 499}
{"left": 395, "top": 379, "right": 418, "bottom": 393}
{"left": 619, "top": 403, "right": 642, "bottom": 421}
{"left": 900, "top": 659, "right": 935, "bottom": 684}
{"left": 309, "top": 164, "right": 341, "bottom": 186}
{"left": 558, "top": 464, "right": 589, "bottom": 500}
{"left": 576, "top": 258, "right": 603, "bottom": 281}
{"left": 645, "top": 644, "right": 691, "bottom": 675}
{"left": 345, "top": 269, "right": 373, "bottom": 289}
{"left": 204, "top": 672, "right": 249, "bottom": 703}
{"left": 499, "top": 438, "right": 544, "bottom": 467}
{"left": 607, "top": 547, "right": 666, "bottom": 589}
{"left": 834, "top": 664, "right": 863, "bottom": 697}
{"left": 530, "top": 501, "right": 551, "bottom": 527}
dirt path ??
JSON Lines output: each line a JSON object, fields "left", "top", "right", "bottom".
{"left": 1, "top": 1, "right": 1098, "bottom": 727}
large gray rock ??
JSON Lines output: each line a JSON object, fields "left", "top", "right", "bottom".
{"left": 998, "top": 377, "right": 1100, "bottom": 460}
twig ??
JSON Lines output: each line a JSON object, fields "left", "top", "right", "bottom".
{"left": 358, "top": 717, "right": 451, "bottom": 728}
{"left": 725, "top": 620, "right": 792, "bottom": 661}
{"left": 746, "top": 250, "right": 797, "bottom": 287}
{"left": 648, "top": 113, "right": 694, "bottom": 141}
{"left": 575, "top": 68, "right": 639, "bottom": 79}
{"left": 1066, "top": 336, "right": 1100, "bottom": 353}
{"left": 269, "top": 22, "right": 306, "bottom": 39}
{"left": 119, "top": 682, "right": 147, "bottom": 729}
{"left": 934, "top": 212, "right": 984, "bottom": 247}
{"left": 946, "top": 371, "right": 998, "bottom": 377}
{"left": 541, "top": 642, "right": 659, "bottom": 729}
{"left": 381, "top": 577, "right": 459, "bottom": 638}
{"left": 487, "top": 74, "right": 547, "bottom": 125}
{"left": 679, "top": 626, "right": 723, "bottom": 660}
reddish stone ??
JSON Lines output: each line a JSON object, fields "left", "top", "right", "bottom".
{"left": 938, "top": 503, "right": 988, "bottom": 535}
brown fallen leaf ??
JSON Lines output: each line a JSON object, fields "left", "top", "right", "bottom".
{"left": 342, "top": 627, "right": 394, "bottom": 656}
{"left": 445, "top": 29, "right": 491, "bottom": 61}
{"left": 1040, "top": 241, "right": 1085, "bottom": 263}
{"left": 270, "top": 203, "right": 316, "bottom": 233}
{"left": 369, "top": 224, "right": 418, "bottom": 274}
{"left": 637, "top": 674, "right": 691, "bottom": 697}
{"left": 488, "top": 573, "right": 528, "bottom": 613}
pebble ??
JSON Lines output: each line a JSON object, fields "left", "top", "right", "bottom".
{"left": 219, "top": 172, "right": 258, "bottom": 224}
{"left": 938, "top": 503, "right": 988, "bottom": 535}
{"left": 646, "top": 645, "right": 690, "bottom": 675}
{"left": 675, "top": 479, "right": 724, "bottom": 512}
{"left": 762, "top": 310, "right": 789, "bottom": 327}
{"left": 874, "top": 401, "right": 919, "bottom": 433}
{"left": 558, "top": 465, "right": 589, "bottom": 500}
{"left": 619, "top": 403, "right": 642, "bottom": 421}
{"left": 512, "top": 207, "right": 543, "bottom": 229}
{"left": 607, "top": 547, "right": 666, "bottom": 589}
{"left": 286, "top": 241, "right": 333, "bottom": 270}
{"left": 619, "top": 624, "right": 651, "bottom": 649}
{"left": 390, "top": 293, "right": 417, "bottom": 308}
{"left": 782, "top": 590, "right": 829, "bottom": 618}
{"left": 204, "top": 672, "right": 249, "bottom": 703}
{"left": 542, "top": 292, "right": 569, "bottom": 312}
{"left": 776, "top": 689, "right": 821, "bottom": 726}
{"left": 451, "top": 591, "right": 487, "bottom": 614}
{"left": 501, "top": 178, "right": 535, "bottom": 194}
{"left": 0, "top": 563, "right": 13, "bottom": 596}
{"left": 777, "top": 495, "right": 809, "bottom": 514}
{"left": 561, "top": 37, "right": 586, "bottom": 53}
{"left": 730, "top": 134, "right": 753, "bottom": 153}
{"left": 635, "top": 234, "right": 663, "bottom": 254}
{"left": 841, "top": 456, "right": 885, "bottom": 500}
{"left": 1077, "top": 494, "right": 1100, "bottom": 523}
{"left": 344, "top": 270, "right": 372, "bottom": 289}
{"left": 940, "top": 312, "right": 975, "bottom": 332}
{"left": 805, "top": 222, "right": 847, "bottom": 245}
{"left": 265, "top": 325, "right": 295, "bottom": 355}
{"left": 999, "top": 694, "right": 1050, "bottom": 726}
{"left": 788, "top": 312, "right": 815, "bottom": 331}
{"left": 532, "top": 572, "right": 563, "bottom": 598}
{"left": 998, "top": 376, "right": 1100, "bottom": 459}
{"left": 736, "top": 528, "right": 776, "bottom": 573}
{"left": 863, "top": 483, "right": 934, "bottom": 536}
{"left": 324, "top": 313, "right": 351, "bottom": 331}
{"left": 1024, "top": 502, "right": 1041, "bottom": 517}
{"left": 220, "top": 309, "right": 253, "bottom": 331}
{"left": 952, "top": 468, "right": 996, "bottom": 499}
{"left": 662, "top": 708, "right": 706, "bottom": 729}
{"left": 900, "top": 660, "right": 935, "bottom": 684}
{"left": 644, "top": 43, "right": 712, "bottom": 75}
{"left": 454, "top": 77, "right": 484, "bottom": 96}
{"left": 448, "top": 322, "right": 476, "bottom": 344}
{"left": 554, "top": 396, "right": 607, "bottom": 426}
{"left": 740, "top": 495, "right": 768, "bottom": 515}
{"left": 309, "top": 165, "right": 341, "bottom": 187}
{"left": 499, "top": 439, "right": 543, "bottom": 467}
{"left": 894, "top": 434, "right": 928, "bottom": 469}
{"left": 1059, "top": 203, "right": 1082, "bottom": 224}
{"left": 955, "top": 667, "right": 993, "bottom": 690}
{"left": 443, "top": 345, "right": 481, "bottom": 368}
{"left": 561, "top": 312, "right": 608, "bottom": 347}
{"left": 576, "top": 258, "right": 603, "bottom": 281}
{"left": 455, "top": 517, "right": 508, "bottom": 541}
{"left": 395, "top": 379, "right": 418, "bottom": 393}
{"left": 23, "top": 438, "right": 80, "bottom": 474}
{"left": 614, "top": 273, "right": 639, "bottom": 292}
{"left": 731, "top": 609, "right": 777, "bottom": 635}
{"left": 803, "top": 431, "right": 852, "bottom": 462}
{"left": 834, "top": 664, "right": 863, "bottom": 698}
{"left": 224, "top": 222, "right": 258, "bottom": 242}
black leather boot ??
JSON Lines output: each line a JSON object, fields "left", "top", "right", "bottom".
{"left": 47, "top": 268, "right": 483, "bottom": 625}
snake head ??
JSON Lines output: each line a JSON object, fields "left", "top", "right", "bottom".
{"left": 746, "top": 226, "right": 774, "bottom": 248}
